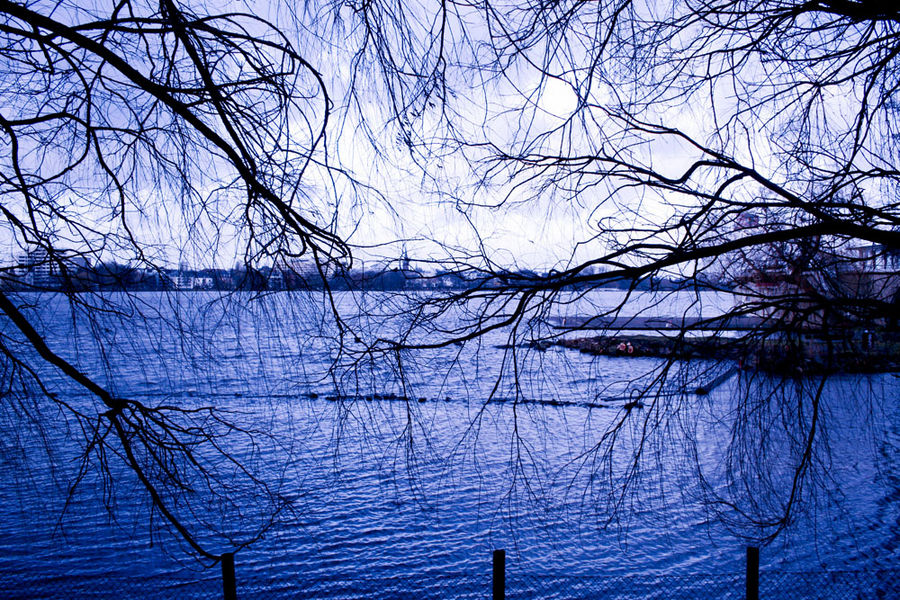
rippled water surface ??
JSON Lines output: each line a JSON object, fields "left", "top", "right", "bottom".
{"left": 0, "top": 291, "right": 897, "bottom": 597}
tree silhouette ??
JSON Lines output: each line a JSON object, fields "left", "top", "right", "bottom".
{"left": 2, "top": 0, "right": 898, "bottom": 563}
{"left": 326, "top": 0, "right": 900, "bottom": 540}
{"left": 0, "top": 0, "right": 348, "bottom": 559}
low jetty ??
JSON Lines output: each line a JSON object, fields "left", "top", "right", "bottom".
{"left": 548, "top": 315, "right": 766, "bottom": 331}
{"left": 550, "top": 333, "right": 900, "bottom": 375}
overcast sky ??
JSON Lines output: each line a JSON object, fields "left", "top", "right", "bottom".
{"left": 2, "top": 1, "right": 887, "bottom": 274}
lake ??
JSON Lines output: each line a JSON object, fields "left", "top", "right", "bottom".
{"left": 0, "top": 290, "right": 897, "bottom": 598}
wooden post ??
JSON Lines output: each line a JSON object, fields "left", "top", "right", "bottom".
{"left": 746, "top": 546, "right": 759, "bottom": 600}
{"left": 222, "top": 552, "right": 236, "bottom": 600}
{"left": 492, "top": 549, "right": 505, "bottom": 600}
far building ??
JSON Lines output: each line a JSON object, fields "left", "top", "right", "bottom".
{"left": 171, "top": 272, "right": 194, "bottom": 290}
{"left": 279, "top": 258, "right": 333, "bottom": 289}
{"left": 15, "top": 246, "right": 55, "bottom": 287}
{"left": 843, "top": 243, "right": 900, "bottom": 301}
{"left": 166, "top": 271, "right": 214, "bottom": 290}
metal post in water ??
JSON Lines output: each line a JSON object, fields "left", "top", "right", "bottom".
{"left": 222, "top": 552, "right": 236, "bottom": 600}
{"left": 746, "top": 546, "right": 759, "bottom": 600}
{"left": 492, "top": 549, "right": 506, "bottom": 600}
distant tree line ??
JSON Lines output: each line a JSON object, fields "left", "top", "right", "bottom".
{"left": 1, "top": 257, "right": 695, "bottom": 293}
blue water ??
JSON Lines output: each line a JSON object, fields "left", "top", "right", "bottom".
{"left": 0, "top": 291, "right": 897, "bottom": 598}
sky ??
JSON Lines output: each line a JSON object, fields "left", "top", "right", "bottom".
{"left": 1, "top": 0, "right": 892, "bottom": 275}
